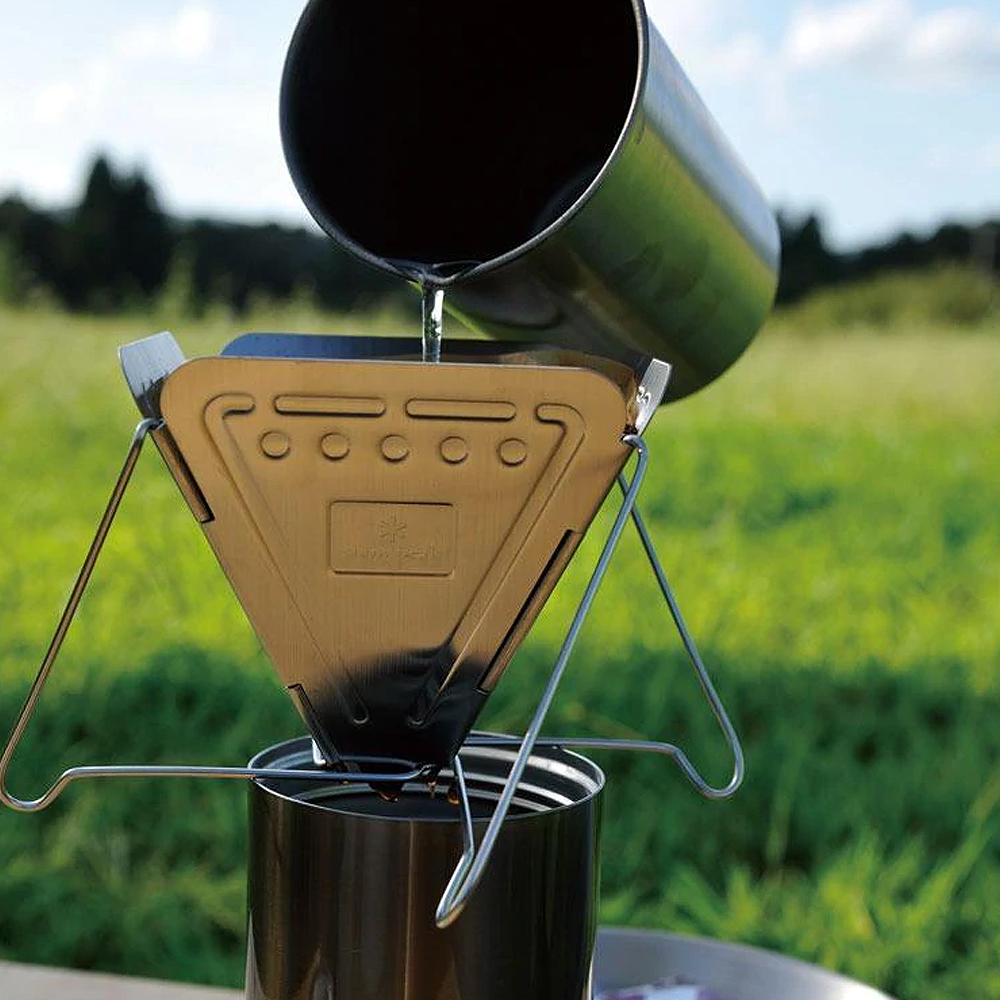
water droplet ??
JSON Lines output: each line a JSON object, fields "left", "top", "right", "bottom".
{"left": 421, "top": 283, "right": 445, "bottom": 363}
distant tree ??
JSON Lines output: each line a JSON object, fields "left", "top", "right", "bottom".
{"left": 119, "top": 170, "right": 174, "bottom": 298}
{"left": 60, "top": 154, "right": 172, "bottom": 309}
{"left": 155, "top": 243, "right": 199, "bottom": 318}
{"left": 0, "top": 236, "right": 27, "bottom": 303}
{"left": 970, "top": 224, "right": 998, "bottom": 275}
{"left": 0, "top": 195, "right": 61, "bottom": 297}
{"left": 177, "top": 217, "right": 400, "bottom": 316}
{"left": 776, "top": 212, "right": 842, "bottom": 304}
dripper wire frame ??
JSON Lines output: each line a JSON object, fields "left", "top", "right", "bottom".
{"left": 434, "top": 435, "right": 744, "bottom": 927}
{"left": 0, "top": 419, "right": 436, "bottom": 813}
{"left": 0, "top": 421, "right": 744, "bottom": 927}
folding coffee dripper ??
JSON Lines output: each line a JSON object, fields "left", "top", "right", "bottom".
{"left": 0, "top": 329, "right": 733, "bottom": 900}
{"left": 0, "top": 325, "right": 739, "bottom": 939}
{"left": 119, "top": 332, "right": 662, "bottom": 772}
{"left": 2, "top": 2, "right": 780, "bottom": 996}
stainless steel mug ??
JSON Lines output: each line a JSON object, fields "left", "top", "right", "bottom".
{"left": 245, "top": 738, "right": 605, "bottom": 1000}
{"left": 280, "top": 0, "right": 780, "bottom": 400}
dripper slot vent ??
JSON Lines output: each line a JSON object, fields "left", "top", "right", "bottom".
{"left": 478, "top": 529, "right": 580, "bottom": 693}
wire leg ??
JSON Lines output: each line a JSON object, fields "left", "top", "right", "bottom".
{"left": 616, "top": 476, "right": 744, "bottom": 799}
{"left": 0, "top": 420, "right": 435, "bottom": 811}
{"left": 435, "top": 755, "right": 475, "bottom": 929}
{"left": 435, "top": 434, "right": 650, "bottom": 927}
{"left": 1, "top": 420, "right": 159, "bottom": 811}
{"left": 469, "top": 489, "right": 746, "bottom": 799}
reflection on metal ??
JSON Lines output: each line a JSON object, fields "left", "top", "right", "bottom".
{"left": 281, "top": 0, "right": 780, "bottom": 400}
{"left": 245, "top": 739, "right": 604, "bottom": 1000}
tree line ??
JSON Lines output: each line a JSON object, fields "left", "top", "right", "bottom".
{"left": 777, "top": 211, "right": 998, "bottom": 304}
{"left": 0, "top": 154, "right": 996, "bottom": 314}
{"left": 0, "top": 155, "right": 399, "bottom": 314}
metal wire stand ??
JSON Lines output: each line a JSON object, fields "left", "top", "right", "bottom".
{"left": 436, "top": 435, "right": 744, "bottom": 925}
{"left": 1, "top": 422, "right": 743, "bottom": 929}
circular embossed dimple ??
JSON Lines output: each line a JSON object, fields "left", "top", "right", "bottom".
{"left": 440, "top": 436, "right": 469, "bottom": 464}
{"left": 498, "top": 438, "right": 528, "bottom": 467}
{"left": 381, "top": 435, "right": 410, "bottom": 463}
{"left": 320, "top": 432, "right": 350, "bottom": 461}
{"left": 260, "top": 430, "right": 291, "bottom": 459}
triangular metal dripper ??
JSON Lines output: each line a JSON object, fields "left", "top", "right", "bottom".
{"left": 134, "top": 335, "right": 639, "bottom": 767}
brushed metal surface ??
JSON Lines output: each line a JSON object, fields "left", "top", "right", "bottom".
{"left": 244, "top": 738, "right": 603, "bottom": 1000}
{"left": 157, "top": 353, "right": 634, "bottom": 766}
{"left": 280, "top": 0, "right": 779, "bottom": 400}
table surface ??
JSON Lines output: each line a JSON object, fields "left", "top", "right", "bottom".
{"left": 0, "top": 929, "right": 892, "bottom": 1000}
{"left": 0, "top": 960, "right": 240, "bottom": 1000}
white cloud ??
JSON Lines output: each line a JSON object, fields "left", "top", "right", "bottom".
{"left": 170, "top": 4, "right": 216, "bottom": 60}
{"left": 786, "top": 0, "right": 907, "bottom": 68}
{"left": 785, "top": 0, "right": 1000, "bottom": 80}
{"left": 115, "top": 24, "right": 161, "bottom": 61}
{"left": 926, "top": 136, "right": 1000, "bottom": 182}
{"left": 31, "top": 4, "right": 218, "bottom": 132}
{"left": 645, "top": 2, "right": 725, "bottom": 45}
{"left": 643, "top": 1, "right": 791, "bottom": 128}
{"left": 698, "top": 32, "right": 767, "bottom": 84}
{"left": 645, "top": 0, "right": 762, "bottom": 84}
{"left": 646, "top": 0, "right": 1000, "bottom": 96}
{"left": 31, "top": 57, "right": 120, "bottom": 128}
{"left": 115, "top": 3, "right": 216, "bottom": 62}
{"left": 976, "top": 139, "right": 1000, "bottom": 173}
{"left": 904, "top": 8, "right": 1000, "bottom": 71}
{"left": 33, "top": 81, "right": 78, "bottom": 126}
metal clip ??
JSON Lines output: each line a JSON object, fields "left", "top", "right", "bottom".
{"left": 634, "top": 359, "right": 672, "bottom": 434}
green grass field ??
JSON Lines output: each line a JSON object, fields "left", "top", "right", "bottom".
{"left": 1, "top": 289, "right": 998, "bottom": 998}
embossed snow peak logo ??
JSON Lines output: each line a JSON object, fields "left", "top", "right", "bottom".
{"left": 331, "top": 502, "right": 456, "bottom": 577}
{"left": 378, "top": 515, "right": 407, "bottom": 545}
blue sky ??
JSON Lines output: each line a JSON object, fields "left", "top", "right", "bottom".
{"left": 0, "top": 0, "right": 997, "bottom": 249}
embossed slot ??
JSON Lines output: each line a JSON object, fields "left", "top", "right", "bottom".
{"left": 275, "top": 395, "right": 386, "bottom": 416}
{"left": 405, "top": 399, "right": 516, "bottom": 421}
{"left": 478, "top": 529, "right": 580, "bottom": 693}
